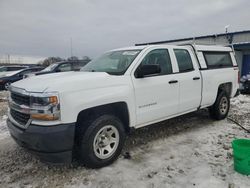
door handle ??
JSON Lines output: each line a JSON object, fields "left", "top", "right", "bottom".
{"left": 169, "top": 80, "right": 178, "bottom": 84}
{"left": 193, "top": 77, "right": 200, "bottom": 80}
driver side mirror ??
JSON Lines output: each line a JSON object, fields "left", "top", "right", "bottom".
{"left": 136, "top": 64, "right": 161, "bottom": 78}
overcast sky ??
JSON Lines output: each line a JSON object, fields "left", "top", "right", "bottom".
{"left": 0, "top": 0, "right": 250, "bottom": 60}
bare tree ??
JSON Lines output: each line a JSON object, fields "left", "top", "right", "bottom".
{"left": 40, "top": 57, "right": 64, "bottom": 67}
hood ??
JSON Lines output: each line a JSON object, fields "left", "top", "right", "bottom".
{"left": 11, "top": 71, "right": 124, "bottom": 93}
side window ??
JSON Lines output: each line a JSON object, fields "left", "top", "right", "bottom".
{"left": 72, "top": 62, "right": 79, "bottom": 71}
{"left": 73, "top": 61, "right": 87, "bottom": 71}
{"left": 140, "top": 49, "right": 172, "bottom": 75}
{"left": 19, "top": 70, "right": 32, "bottom": 76}
{"left": 174, "top": 49, "right": 194, "bottom": 72}
{"left": 57, "top": 63, "right": 72, "bottom": 72}
{"left": 8, "top": 67, "right": 22, "bottom": 71}
{"left": 7, "top": 67, "right": 12, "bottom": 71}
{"left": 31, "top": 68, "right": 40, "bottom": 72}
{"left": 203, "top": 52, "right": 233, "bottom": 68}
{"left": 1, "top": 67, "right": 7, "bottom": 71}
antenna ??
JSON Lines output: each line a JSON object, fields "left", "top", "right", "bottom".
{"left": 8, "top": 54, "right": 10, "bottom": 64}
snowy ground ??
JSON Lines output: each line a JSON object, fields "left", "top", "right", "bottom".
{"left": 0, "top": 92, "right": 250, "bottom": 188}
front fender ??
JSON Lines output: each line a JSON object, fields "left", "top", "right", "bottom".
{"left": 59, "top": 85, "right": 136, "bottom": 127}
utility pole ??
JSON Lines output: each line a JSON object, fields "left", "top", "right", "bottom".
{"left": 7, "top": 54, "right": 10, "bottom": 64}
{"left": 225, "top": 25, "right": 230, "bottom": 34}
{"left": 225, "top": 25, "right": 231, "bottom": 44}
{"left": 70, "top": 37, "right": 73, "bottom": 57}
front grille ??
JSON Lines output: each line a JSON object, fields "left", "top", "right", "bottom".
{"left": 11, "top": 92, "right": 30, "bottom": 106}
{"left": 10, "top": 109, "right": 30, "bottom": 126}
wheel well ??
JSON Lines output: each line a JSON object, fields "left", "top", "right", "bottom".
{"left": 76, "top": 102, "right": 130, "bottom": 133}
{"left": 218, "top": 82, "right": 232, "bottom": 97}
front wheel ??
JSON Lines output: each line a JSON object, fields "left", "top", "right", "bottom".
{"left": 4, "top": 82, "right": 11, "bottom": 90}
{"left": 78, "top": 114, "right": 126, "bottom": 168}
{"left": 209, "top": 91, "right": 230, "bottom": 120}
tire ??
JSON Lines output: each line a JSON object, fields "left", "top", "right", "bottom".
{"left": 77, "top": 114, "right": 126, "bottom": 168}
{"left": 209, "top": 91, "right": 230, "bottom": 120}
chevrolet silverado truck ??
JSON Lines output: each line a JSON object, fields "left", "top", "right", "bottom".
{"left": 7, "top": 44, "right": 239, "bottom": 168}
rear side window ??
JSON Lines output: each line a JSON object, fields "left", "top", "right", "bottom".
{"left": 203, "top": 52, "right": 233, "bottom": 68}
{"left": 174, "top": 49, "right": 194, "bottom": 72}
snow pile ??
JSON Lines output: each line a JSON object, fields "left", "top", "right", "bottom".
{"left": 231, "top": 94, "right": 250, "bottom": 106}
{"left": 0, "top": 91, "right": 8, "bottom": 102}
{"left": 230, "top": 94, "right": 250, "bottom": 130}
{"left": 0, "top": 115, "right": 9, "bottom": 141}
{"left": 0, "top": 92, "right": 249, "bottom": 187}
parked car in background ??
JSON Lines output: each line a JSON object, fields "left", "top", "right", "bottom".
{"left": 0, "top": 67, "right": 44, "bottom": 90}
{"left": 240, "top": 74, "right": 250, "bottom": 94}
{"left": 25, "top": 60, "right": 89, "bottom": 78}
{"left": 0, "top": 65, "right": 28, "bottom": 77}
{"left": 0, "top": 65, "right": 28, "bottom": 72}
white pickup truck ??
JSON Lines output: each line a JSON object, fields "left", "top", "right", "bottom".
{"left": 7, "top": 44, "right": 239, "bottom": 168}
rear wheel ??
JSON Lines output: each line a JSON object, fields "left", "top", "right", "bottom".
{"left": 209, "top": 91, "right": 230, "bottom": 120}
{"left": 77, "top": 114, "right": 126, "bottom": 168}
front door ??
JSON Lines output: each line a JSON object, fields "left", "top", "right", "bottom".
{"left": 132, "top": 48, "right": 179, "bottom": 126}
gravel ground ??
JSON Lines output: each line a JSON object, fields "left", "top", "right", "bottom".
{"left": 0, "top": 92, "right": 250, "bottom": 188}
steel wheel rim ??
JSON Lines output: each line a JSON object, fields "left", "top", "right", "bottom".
{"left": 219, "top": 97, "right": 228, "bottom": 115}
{"left": 93, "top": 125, "right": 119, "bottom": 159}
{"left": 5, "top": 82, "right": 11, "bottom": 90}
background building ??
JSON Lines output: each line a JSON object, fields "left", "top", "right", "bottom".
{"left": 0, "top": 55, "right": 45, "bottom": 65}
{"left": 136, "top": 30, "right": 250, "bottom": 77}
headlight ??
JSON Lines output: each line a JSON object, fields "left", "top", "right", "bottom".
{"left": 29, "top": 92, "right": 60, "bottom": 121}
{"left": 30, "top": 95, "right": 58, "bottom": 106}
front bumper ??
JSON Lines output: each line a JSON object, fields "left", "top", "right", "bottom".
{"left": 7, "top": 119, "right": 75, "bottom": 163}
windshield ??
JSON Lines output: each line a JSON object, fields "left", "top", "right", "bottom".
{"left": 81, "top": 50, "right": 141, "bottom": 75}
{"left": 41, "top": 63, "right": 58, "bottom": 72}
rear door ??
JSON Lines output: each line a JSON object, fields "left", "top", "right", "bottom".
{"left": 132, "top": 47, "right": 180, "bottom": 127}
{"left": 173, "top": 48, "right": 202, "bottom": 113}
